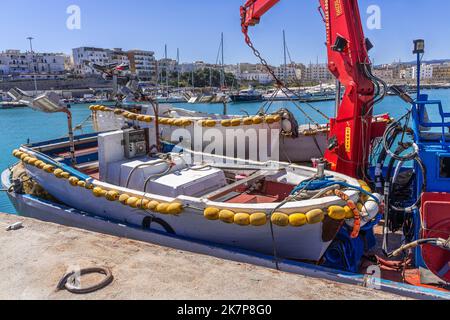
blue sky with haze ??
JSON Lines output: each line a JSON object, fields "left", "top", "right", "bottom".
{"left": 1, "top": 0, "right": 449, "bottom": 65}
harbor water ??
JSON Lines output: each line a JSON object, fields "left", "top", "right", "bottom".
{"left": 1, "top": 89, "right": 449, "bottom": 214}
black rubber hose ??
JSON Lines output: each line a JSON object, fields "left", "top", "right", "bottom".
{"left": 57, "top": 267, "right": 114, "bottom": 294}
{"left": 143, "top": 216, "right": 176, "bottom": 235}
{"left": 385, "top": 154, "right": 427, "bottom": 213}
{"left": 382, "top": 119, "right": 418, "bottom": 162}
{"left": 375, "top": 126, "right": 403, "bottom": 193}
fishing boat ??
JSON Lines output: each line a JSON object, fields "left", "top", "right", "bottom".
{"left": 90, "top": 103, "right": 330, "bottom": 163}
{"left": 5, "top": 127, "right": 379, "bottom": 263}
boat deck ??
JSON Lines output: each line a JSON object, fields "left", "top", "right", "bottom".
{"left": 0, "top": 213, "right": 411, "bottom": 300}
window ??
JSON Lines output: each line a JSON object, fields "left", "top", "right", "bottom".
{"left": 440, "top": 157, "right": 450, "bottom": 178}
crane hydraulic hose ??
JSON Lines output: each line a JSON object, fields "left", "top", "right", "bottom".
{"left": 382, "top": 118, "right": 418, "bottom": 162}
{"left": 387, "top": 237, "right": 450, "bottom": 258}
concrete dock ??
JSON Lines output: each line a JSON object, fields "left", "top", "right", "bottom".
{"left": 0, "top": 213, "right": 410, "bottom": 300}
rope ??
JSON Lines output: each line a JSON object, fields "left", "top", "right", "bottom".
{"left": 57, "top": 267, "right": 113, "bottom": 294}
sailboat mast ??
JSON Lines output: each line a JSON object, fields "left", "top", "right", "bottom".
{"left": 177, "top": 48, "right": 180, "bottom": 89}
{"left": 165, "top": 44, "right": 169, "bottom": 95}
{"left": 283, "top": 30, "right": 287, "bottom": 83}
{"left": 220, "top": 32, "right": 225, "bottom": 89}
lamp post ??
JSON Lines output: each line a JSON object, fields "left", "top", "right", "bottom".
{"left": 27, "top": 37, "right": 38, "bottom": 96}
{"left": 413, "top": 39, "right": 425, "bottom": 101}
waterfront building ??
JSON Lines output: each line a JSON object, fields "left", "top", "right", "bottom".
{"left": 238, "top": 71, "right": 273, "bottom": 84}
{"left": 72, "top": 47, "right": 109, "bottom": 76}
{"left": 274, "top": 63, "right": 305, "bottom": 82}
{"left": 0, "top": 49, "right": 66, "bottom": 78}
{"left": 432, "top": 63, "right": 450, "bottom": 81}
{"left": 128, "top": 50, "right": 157, "bottom": 81}
{"left": 411, "top": 63, "right": 434, "bottom": 80}
{"left": 305, "top": 62, "right": 333, "bottom": 82}
{"left": 373, "top": 67, "right": 396, "bottom": 81}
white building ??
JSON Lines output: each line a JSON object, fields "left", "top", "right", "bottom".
{"left": 72, "top": 47, "right": 109, "bottom": 75}
{"left": 108, "top": 48, "right": 130, "bottom": 66}
{"left": 0, "top": 49, "right": 66, "bottom": 77}
{"left": 400, "top": 67, "right": 414, "bottom": 80}
{"left": 274, "top": 63, "right": 304, "bottom": 82}
{"left": 305, "top": 63, "right": 333, "bottom": 82}
{"left": 411, "top": 64, "right": 433, "bottom": 79}
{"left": 239, "top": 71, "right": 273, "bottom": 84}
{"left": 128, "top": 50, "right": 157, "bottom": 81}
{"left": 373, "top": 68, "right": 395, "bottom": 81}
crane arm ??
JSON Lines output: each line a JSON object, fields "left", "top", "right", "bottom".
{"left": 241, "top": 0, "right": 280, "bottom": 27}
{"left": 240, "top": 0, "right": 382, "bottom": 179}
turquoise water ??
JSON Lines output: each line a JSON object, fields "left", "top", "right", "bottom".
{"left": 1, "top": 89, "right": 449, "bottom": 214}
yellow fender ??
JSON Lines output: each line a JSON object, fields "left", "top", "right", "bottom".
{"left": 205, "top": 120, "right": 217, "bottom": 128}
{"left": 219, "top": 210, "right": 235, "bottom": 224}
{"left": 243, "top": 118, "right": 254, "bottom": 125}
{"left": 234, "top": 213, "right": 251, "bottom": 226}
{"left": 231, "top": 119, "right": 241, "bottom": 127}
{"left": 146, "top": 200, "right": 160, "bottom": 211}
{"left": 221, "top": 119, "right": 232, "bottom": 127}
{"left": 306, "top": 209, "right": 325, "bottom": 224}
{"left": 92, "top": 187, "right": 107, "bottom": 198}
{"left": 289, "top": 213, "right": 307, "bottom": 227}
{"left": 204, "top": 207, "right": 220, "bottom": 220}
{"left": 156, "top": 203, "right": 170, "bottom": 214}
{"left": 126, "top": 197, "right": 141, "bottom": 208}
{"left": 53, "top": 169, "right": 64, "bottom": 178}
{"left": 119, "top": 194, "right": 131, "bottom": 204}
{"left": 250, "top": 212, "right": 267, "bottom": 226}
{"left": 344, "top": 206, "right": 355, "bottom": 219}
{"left": 167, "top": 203, "right": 183, "bottom": 215}
{"left": 68, "top": 177, "right": 80, "bottom": 187}
{"left": 252, "top": 116, "right": 264, "bottom": 125}
{"left": 105, "top": 190, "right": 120, "bottom": 201}
{"left": 327, "top": 206, "right": 346, "bottom": 220}
{"left": 271, "top": 212, "right": 289, "bottom": 227}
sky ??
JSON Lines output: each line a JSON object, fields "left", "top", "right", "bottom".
{"left": 1, "top": 0, "right": 449, "bottom": 65}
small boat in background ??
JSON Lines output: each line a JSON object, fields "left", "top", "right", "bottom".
{"left": 230, "top": 87, "right": 263, "bottom": 103}
{"left": 155, "top": 94, "right": 187, "bottom": 104}
{"left": 0, "top": 101, "right": 28, "bottom": 109}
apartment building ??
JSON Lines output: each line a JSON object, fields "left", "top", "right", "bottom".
{"left": 128, "top": 50, "right": 157, "bottom": 81}
{"left": 305, "top": 63, "right": 334, "bottom": 82}
{"left": 274, "top": 63, "right": 305, "bottom": 82}
{"left": 72, "top": 47, "right": 109, "bottom": 75}
{"left": 432, "top": 63, "right": 450, "bottom": 81}
{"left": 0, "top": 49, "right": 66, "bottom": 77}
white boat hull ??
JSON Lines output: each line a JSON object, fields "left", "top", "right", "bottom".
{"left": 22, "top": 166, "right": 333, "bottom": 262}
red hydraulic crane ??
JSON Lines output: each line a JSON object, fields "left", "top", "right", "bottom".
{"left": 241, "top": 0, "right": 384, "bottom": 179}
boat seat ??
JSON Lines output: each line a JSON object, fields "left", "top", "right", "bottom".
{"left": 226, "top": 194, "right": 279, "bottom": 204}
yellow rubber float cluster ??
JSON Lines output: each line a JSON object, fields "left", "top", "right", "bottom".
{"left": 12, "top": 149, "right": 184, "bottom": 216}
{"left": 199, "top": 114, "right": 281, "bottom": 128}
{"left": 89, "top": 105, "right": 281, "bottom": 129}
{"left": 89, "top": 105, "right": 195, "bottom": 127}
{"left": 89, "top": 105, "right": 113, "bottom": 112}
{"left": 203, "top": 206, "right": 339, "bottom": 227}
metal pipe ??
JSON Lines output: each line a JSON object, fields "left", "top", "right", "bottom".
{"left": 63, "top": 108, "right": 76, "bottom": 165}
